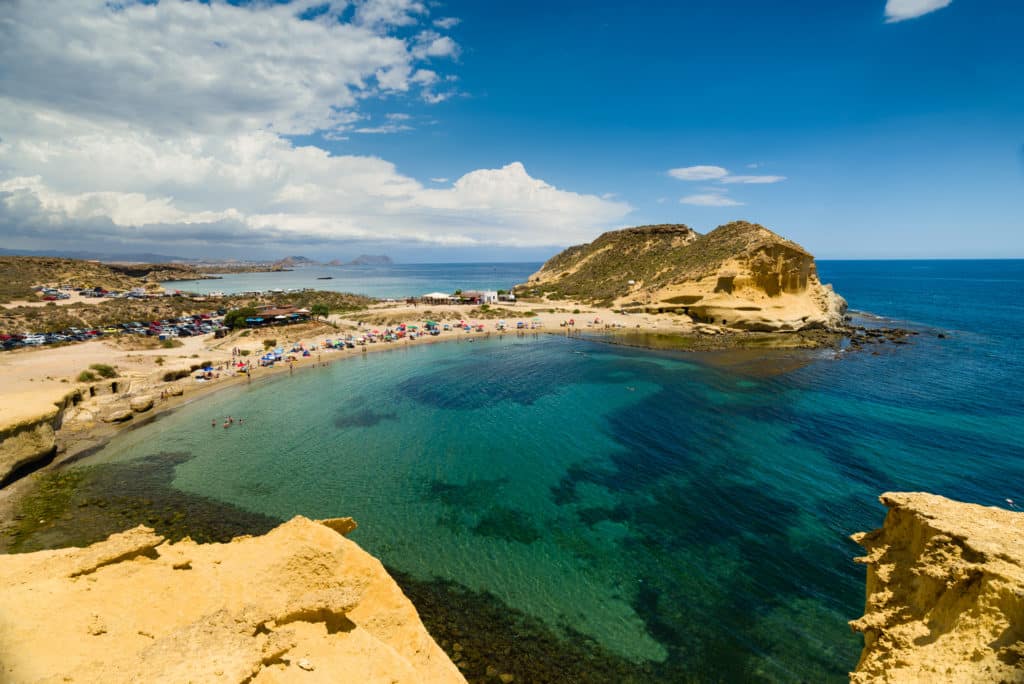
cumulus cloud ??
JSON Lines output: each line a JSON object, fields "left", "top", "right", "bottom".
{"left": 0, "top": 0, "right": 630, "bottom": 253}
{"left": 884, "top": 0, "right": 953, "bottom": 22}
{"left": 679, "top": 193, "right": 743, "bottom": 207}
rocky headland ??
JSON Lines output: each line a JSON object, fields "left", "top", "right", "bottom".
{"left": 518, "top": 221, "right": 848, "bottom": 333}
{"left": 0, "top": 515, "right": 464, "bottom": 683}
{"left": 850, "top": 492, "right": 1024, "bottom": 683}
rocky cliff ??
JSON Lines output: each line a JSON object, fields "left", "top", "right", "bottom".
{"left": 850, "top": 492, "right": 1024, "bottom": 683}
{"left": 519, "top": 221, "right": 847, "bottom": 331}
{"left": 0, "top": 516, "right": 465, "bottom": 683}
{"left": 0, "top": 388, "right": 85, "bottom": 487}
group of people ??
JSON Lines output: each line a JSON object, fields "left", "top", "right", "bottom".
{"left": 213, "top": 415, "right": 244, "bottom": 429}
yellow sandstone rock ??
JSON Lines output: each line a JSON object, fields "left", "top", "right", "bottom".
{"left": 850, "top": 492, "right": 1024, "bottom": 683}
{"left": 0, "top": 516, "right": 465, "bottom": 683}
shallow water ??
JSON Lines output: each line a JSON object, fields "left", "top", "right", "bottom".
{"left": 22, "top": 260, "right": 1024, "bottom": 681}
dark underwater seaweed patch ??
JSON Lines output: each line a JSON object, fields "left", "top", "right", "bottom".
{"left": 8, "top": 451, "right": 282, "bottom": 553}
{"left": 471, "top": 506, "right": 542, "bottom": 544}
{"left": 334, "top": 406, "right": 399, "bottom": 429}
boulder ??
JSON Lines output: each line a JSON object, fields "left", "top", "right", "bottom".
{"left": 166, "top": 385, "right": 184, "bottom": 397}
{"left": 129, "top": 395, "right": 154, "bottom": 413}
{"left": 103, "top": 409, "right": 133, "bottom": 423}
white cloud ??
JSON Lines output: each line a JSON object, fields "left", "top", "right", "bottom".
{"left": 354, "top": 0, "right": 426, "bottom": 29}
{"left": 718, "top": 175, "right": 786, "bottom": 184}
{"left": 430, "top": 178, "right": 449, "bottom": 183}
{"left": 668, "top": 166, "right": 729, "bottom": 181}
{"left": 0, "top": 1, "right": 629, "bottom": 252}
{"left": 669, "top": 165, "right": 785, "bottom": 184}
{"left": 354, "top": 124, "right": 414, "bottom": 134}
{"left": 0, "top": 0, "right": 448, "bottom": 137}
{"left": 884, "top": 0, "right": 953, "bottom": 22}
{"left": 412, "top": 31, "right": 461, "bottom": 59}
{"left": 680, "top": 193, "right": 743, "bottom": 207}
{"left": 433, "top": 17, "right": 461, "bottom": 29}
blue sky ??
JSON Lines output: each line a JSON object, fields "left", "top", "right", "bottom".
{"left": 1, "top": 0, "right": 1021, "bottom": 260}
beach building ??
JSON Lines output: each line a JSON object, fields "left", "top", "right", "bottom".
{"left": 460, "top": 290, "right": 499, "bottom": 305}
{"left": 421, "top": 292, "right": 458, "bottom": 305}
{"left": 243, "top": 305, "right": 311, "bottom": 327}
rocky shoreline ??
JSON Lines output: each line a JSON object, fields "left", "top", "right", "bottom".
{"left": 850, "top": 492, "right": 1024, "bottom": 683}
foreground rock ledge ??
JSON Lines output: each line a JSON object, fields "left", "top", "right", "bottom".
{"left": 850, "top": 492, "right": 1024, "bottom": 683}
{"left": 0, "top": 516, "right": 465, "bottom": 683}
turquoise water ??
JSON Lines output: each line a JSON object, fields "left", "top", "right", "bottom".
{"left": 69, "top": 260, "right": 1024, "bottom": 680}
{"left": 161, "top": 262, "right": 541, "bottom": 298}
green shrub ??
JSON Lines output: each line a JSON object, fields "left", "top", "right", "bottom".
{"left": 89, "top": 363, "right": 117, "bottom": 378}
{"left": 160, "top": 338, "right": 182, "bottom": 348}
{"left": 224, "top": 307, "right": 258, "bottom": 329}
{"left": 239, "top": 330, "right": 250, "bottom": 337}
{"left": 572, "top": 309, "right": 581, "bottom": 314}
{"left": 239, "top": 349, "right": 251, "bottom": 356}
{"left": 162, "top": 369, "right": 191, "bottom": 382}
{"left": 263, "top": 339, "right": 277, "bottom": 349}
{"left": 77, "top": 370, "right": 97, "bottom": 382}
{"left": 154, "top": 356, "right": 165, "bottom": 366}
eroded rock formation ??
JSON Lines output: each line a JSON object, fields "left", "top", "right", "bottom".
{"left": 519, "top": 221, "right": 847, "bottom": 332}
{"left": 850, "top": 492, "right": 1024, "bottom": 683}
{"left": 0, "top": 516, "right": 464, "bottom": 683}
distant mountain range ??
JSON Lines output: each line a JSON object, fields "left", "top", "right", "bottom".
{"left": 1, "top": 248, "right": 394, "bottom": 267}
{"left": 276, "top": 254, "right": 393, "bottom": 267}
{"left": 0, "top": 247, "right": 191, "bottom": 262}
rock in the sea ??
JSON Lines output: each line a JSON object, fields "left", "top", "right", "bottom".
{"left": 129, "top": 395, "right": 155, "bottom": 413}
{"left": 0, "top": 516, "right": 464, "bottom": 683}
{"left": 103, "top": 409, "right": 134, "bottom": 423}
{"left": 850, "top": 492, "right": 1024, "bottom": 683}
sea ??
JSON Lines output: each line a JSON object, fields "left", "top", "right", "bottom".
{"left": 18, "top": 259, "right": 1024, "bottom": 682}
{"left": 160, "top": 262, "right": 540, "bottom": 298}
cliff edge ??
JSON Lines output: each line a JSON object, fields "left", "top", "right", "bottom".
{"left": 0, "top": 516, "right": 464, "bottom": 683}
{"left": 518, "top": 221, "right": 847, "bottom": 332}
{"left": 850, "top": 492, "right": 1024, "bottom": 683}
